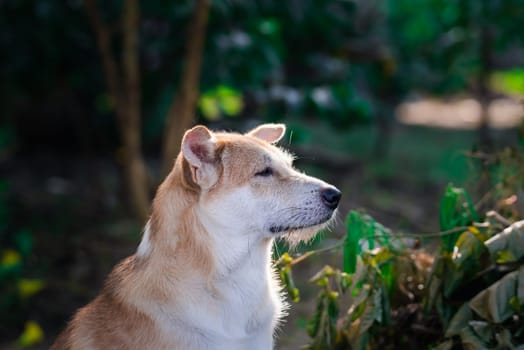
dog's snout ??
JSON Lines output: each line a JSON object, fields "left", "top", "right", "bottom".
{"left": 320, "top": 187, "right": 341, "bottom": 210}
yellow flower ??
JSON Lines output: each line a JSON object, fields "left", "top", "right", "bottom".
{"left": 1, "top": 249, "right": 21, "bottom": 267}
{"left": 18, "top": 321, "right": 44, "bottom": 347}
{"left": 18, "top": 279, "right": 45, "bottom": 298}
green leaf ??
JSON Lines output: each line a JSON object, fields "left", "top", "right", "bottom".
{"left": 15, "top": 229, "right": 33, "bottom": 257}
{"left": 306, "top": 290, "right": 339, "bottom": 348}
{"left": 347, "top": 289, "right": 379, "bottom": 350}
{"left": 18, "top": 278, "right": 45, "bottom": 299}
{"left": 444, "top": 230, "right": 487, "bottom": 296}
{"left": 198, "top": 94, "right": 220, "bottom": 121}
{"left": 509, "top": 296, "right": 520, "bottom": 313}
{"left": 495, "top": 250, "right": 517, "bottom": 264}
{"left": 424, "top": 256, "right": 444, "bottom": 313}
{"left": 367, "top": 220, "right": 375, "bottom": 250}
{"left": 372, "top": 288, "right": 383, "bottom": 323}
{"left": 458, "top": 326, "right": 489, "bottom": 350}
{"left": 358, "top": 297, "right": 376, "bottom": 336}
{"left": 306, "top": 291, "right": 325, "bottom": 338}
{"left": 258, "top": 18, "right": 280, "bottom": 36}
{"left": 518, "top": 265, "right": 524, "bottom": 303}
{"left": 379, "top": 260, "right": 394, "bottom": 297}
{"left": 469, "top": 268, "right": 520, "bottom": 323}
{"left": 347, "top": 284, "right": 371, "bottom": 321}
{"left": 216, "top": 86, "right": 243, "bottom": 117}
{"left": 468, "top": 321, "right": 494, "bottom": 344}
{"left": 344, "top": 211, "right": 363, "bottom": 274}
{"left": 17, "top": 321, "right": 44, "bottom": 347}
{"left": 279, "top": 264, "right": 300, "bottom": 302}
{"left": 1, "top": 249, "right": 21, "bottom": 267}
{"left": 336, "top": 271, "right": 352, "bottom": 293}
{"left": 439, "top": 184, "right": 478, "bottom": 253}
{"left": 495, "top": 328, "right": 515, "bottom": 349}
{"left": 452, "top": 230, "right": 486, "bottom": 267}
{"left": 445, "top": 304, "right": 473, "bottom": 337}
{"left": 198, "top": 86, "right": 244, "bottom": 120}
{"left": 491, "top": 68, "right": 524, "bottom": 95}
{"left": 485, "top": 220, "right": 524, "bottom": 262}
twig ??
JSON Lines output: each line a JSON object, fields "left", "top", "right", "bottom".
{"left": 393, "top": 226, "right": 470, "bottom": 239}
{"left": 279, "top": 226, "right": 472, "bottom": 267}
{"left": 289, "top": 242, "right": 345, "bottom": 266}
{"left": 486, "top": 210, "right": 512, "bottom": 226}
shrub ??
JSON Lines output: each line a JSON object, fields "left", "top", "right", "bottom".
{"left": 278, "top": 185, "right": 524, "bottom": 349}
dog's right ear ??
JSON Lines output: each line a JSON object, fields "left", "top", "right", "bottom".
{"left": 181, "top": 126, "right": 218, "bottom": 189}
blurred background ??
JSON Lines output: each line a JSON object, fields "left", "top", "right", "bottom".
{"left": 1, "top": 0, "right": 523, "bottom": 348}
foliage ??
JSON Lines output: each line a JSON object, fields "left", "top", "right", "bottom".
{"left": 480, "top": 146, "right": 524, "bottom": 218}
{"left": 278, "top": 185, "right": 524, "bottom": 349}
{"left": 198, "top": 85, "right": 244, "bottom": 121}
{"left": 0, "top": 134, "right": 45, "bottom": 346}
{"left": 6, "top": 0, "right": 523, "bottom": 149}
{"left": 491, "top": 69, "right": 524, "bottom": 96}
{"left": 17, "top": 321, "right": 44, "bottom": 348}
{"left": 389, "top": 0, "right": 524, "bottom": 94}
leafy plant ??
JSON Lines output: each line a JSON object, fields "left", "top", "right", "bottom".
{"left": 0, "top": 180, "right": 45, "bottom": 347}
{"left": 277, "top": 184, "right": 524, "bottom": 349}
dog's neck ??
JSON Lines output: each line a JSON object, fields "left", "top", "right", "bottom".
{"left": 195, "top": 202, "right": 274, "bottom": 278}
{"left": 132, "top": 169, "right": 274, "bottom": 297}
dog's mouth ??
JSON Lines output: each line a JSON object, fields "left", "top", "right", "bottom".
{"left": 269, "top": 214, "right": 334, "bottom": 234}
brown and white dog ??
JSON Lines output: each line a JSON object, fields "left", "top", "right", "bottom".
{"left": 51, "top": 124, "right": 341, "bottom": 350}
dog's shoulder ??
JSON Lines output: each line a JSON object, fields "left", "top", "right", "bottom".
{"left": 50, "top": 256, "right": 166, "bottom": 349}
{"left": 50, "top": 324, "right": 73, "bottom": 350}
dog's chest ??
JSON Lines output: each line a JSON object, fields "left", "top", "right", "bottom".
{"left": 216, "top": 262, "right": 279, "bottom": 332}
{"left": 164, "top": 259, "right": 281, "bottom": 349}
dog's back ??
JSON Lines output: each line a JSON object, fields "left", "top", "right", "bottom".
{"left": 51, "top": 258, "right": 172, "bottom": 350}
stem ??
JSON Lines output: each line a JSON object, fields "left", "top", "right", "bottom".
{"left": 486, "top": 211, "right": 512, "bottom": 227}
{"left": 283, "top": 226, "right": 472, "bottom": 266}
{"left": 290, "top": 243, "right": 345, "bottom": 266}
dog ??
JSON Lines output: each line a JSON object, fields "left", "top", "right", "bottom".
{"left": 51, "top": 124, "right": 341, "bottom": 350}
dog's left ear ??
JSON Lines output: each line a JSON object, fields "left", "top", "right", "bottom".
{"left": 181, "top": 126, "right": 219, "bottom": 189}
{"left": 247, "top": 124, "right": 286, "bottom": 144}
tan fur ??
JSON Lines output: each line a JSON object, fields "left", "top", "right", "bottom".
{"left": 51, "top": 125, "right": 340, "bottom": 350}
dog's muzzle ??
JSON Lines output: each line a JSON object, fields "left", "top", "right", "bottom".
{"left": 269, "top": 186, "right": 342, "bottom": 234}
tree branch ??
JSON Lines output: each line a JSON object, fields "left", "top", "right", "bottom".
{"left": 120, "top": 0, "right": 150, "bottom": 222}
{"left": 162, "top": 0, "right": 211, "bottom": 175}
{"left": 85, "top": 0, "right": 150, "bottom": 222}
{"left": 84, "top": 0, "right": 122, "bottom": 116}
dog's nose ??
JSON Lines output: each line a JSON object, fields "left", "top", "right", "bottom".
{"left": 321, "top": 187, "right": 341, "bottom": 210}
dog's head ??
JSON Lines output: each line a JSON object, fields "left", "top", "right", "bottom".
{"left": 180, "top": 124, "right": 341, "bottom": 242}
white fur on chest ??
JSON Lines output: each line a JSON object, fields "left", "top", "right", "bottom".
{"left": 140, "top": 234, "right": 283, "bottom": 350}
{"left": 173, "top": 251, "right": 281, "bottom": 349}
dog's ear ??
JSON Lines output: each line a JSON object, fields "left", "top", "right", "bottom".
{"left": 181, "top": 126, "right": 218, "bottom": 188}
{"left": 247, "top": 124, "right": 286, "bottom": 144}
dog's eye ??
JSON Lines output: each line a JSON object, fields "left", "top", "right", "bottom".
{"left": 255, "top": 167, "right": 273, "bottom": 177}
